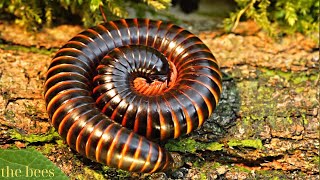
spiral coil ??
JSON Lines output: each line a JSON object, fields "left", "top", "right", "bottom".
{"left": 44, "top": 19, "right": 222, "bottom": 173}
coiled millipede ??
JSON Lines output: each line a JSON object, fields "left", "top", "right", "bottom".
{"left": 44, "top": 19, "right": 222, "bottom": 173}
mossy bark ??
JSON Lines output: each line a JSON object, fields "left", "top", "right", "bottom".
{"left": 0, "top": 21, "right": 318, "bottom": 179}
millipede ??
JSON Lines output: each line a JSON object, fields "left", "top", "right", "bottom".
{"left": 44, "top": 18, "right": 222, "bottom": 173}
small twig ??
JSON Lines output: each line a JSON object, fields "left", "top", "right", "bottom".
{"left": 232, "top": 0, "right": 256, "bottom": 32}
{"left": 99, "top": 4, "right": 107, "bottom": 23}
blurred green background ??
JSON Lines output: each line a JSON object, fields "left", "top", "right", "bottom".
{"left": 0, "top": 0, "right": 318, "bottom": 37}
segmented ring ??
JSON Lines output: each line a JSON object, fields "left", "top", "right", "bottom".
{"left": 44, "top": 19, "right": 222, "bottom": 173}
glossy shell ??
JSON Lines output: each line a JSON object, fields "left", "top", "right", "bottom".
{"left": 44, "top": 19, "right": 222, "bottom": 173}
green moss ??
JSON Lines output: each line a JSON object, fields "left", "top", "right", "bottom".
{"left": 310, "top": 74, "right": 318, "bottom": 81}
{"left": 295, "top": 87, "right": 305, "bottom": 93}
{"left": 0, "top": 44, "right": 55, "bottom": 55}
{"left": 261, "top": 68, "right": 291, "bottom": 80}
{"left": 250, "top": 115, "right": 266, "bottom": 121}
{"left": 200, "top": 173, "right": 207, "bottom": 180}
{"left": 242, "top": 116, "right": 251, "bottom": 125}
{"left": 41, "top": 143, "right": 56, "bottom": 155}
{"left": 292, "top": 76, "right": 308, "bottom": 84}
{"left": 206, "top": 142, "right": 224, "bottom": 151}
{"left": 77, "top": 167, "right": 105, "bottom": 180}
{"left": 10, "top": 128, "right": 60, "bottom": 143}
{"left": 291, "top": 73, "right": 318, "bottom": 85}
{"left": 115, "top": 169, "right": 131, "bottom": 179}
{"left": 165, "top": 139, "right": 224, "bottom": 154}
{"left": 55, "top": 139, "right": 65, "bottom": 146}
{"left": 234, "top": 165, "right": 251, "bottom": 173}
{"left": 193, "top": 160, "right": 204, "bottom": 168}
{"left": 101, "top": 166, "right": 131, "bottom": 179}
{"left": 254, "top": 169, "right": 289, "bottom": 178}
{"left": 227, "top": 139, "right": 264, "bottom": 149}
{"left": 211, "top": 162, "right": 222, "bottom": 169}
{"left": 301, "top": 114, "right": 308, "bottom": 125}
{"left": 236, "top": 67, "right": 318, "bottom": 140}
{"left": 286, "top": 116, "right": 293, "bottom": 124}
{"left": 237, "top": 79, "right": 276, "bottom": 121}
{"left": 260, "top": 68, "right": 318, "bottom": 85}
{"left": 165, "top": 138, "right": 264, "bottom": 154}
{"left": 165, "top": 139, "right": 204, "bottom": 153}
{"left": 311, "top": 156, "right": 319, "bottom": 165}
{"left": 28, "top": 139, "right": 67, "bottom": 153}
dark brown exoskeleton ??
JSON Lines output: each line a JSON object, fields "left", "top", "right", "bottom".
{"left": 44, "top": 19, "right": 222, "bottom": 173}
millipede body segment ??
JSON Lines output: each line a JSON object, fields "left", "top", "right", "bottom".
{"left": 44, "top": 19, "right": 222, "bottom": 173}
